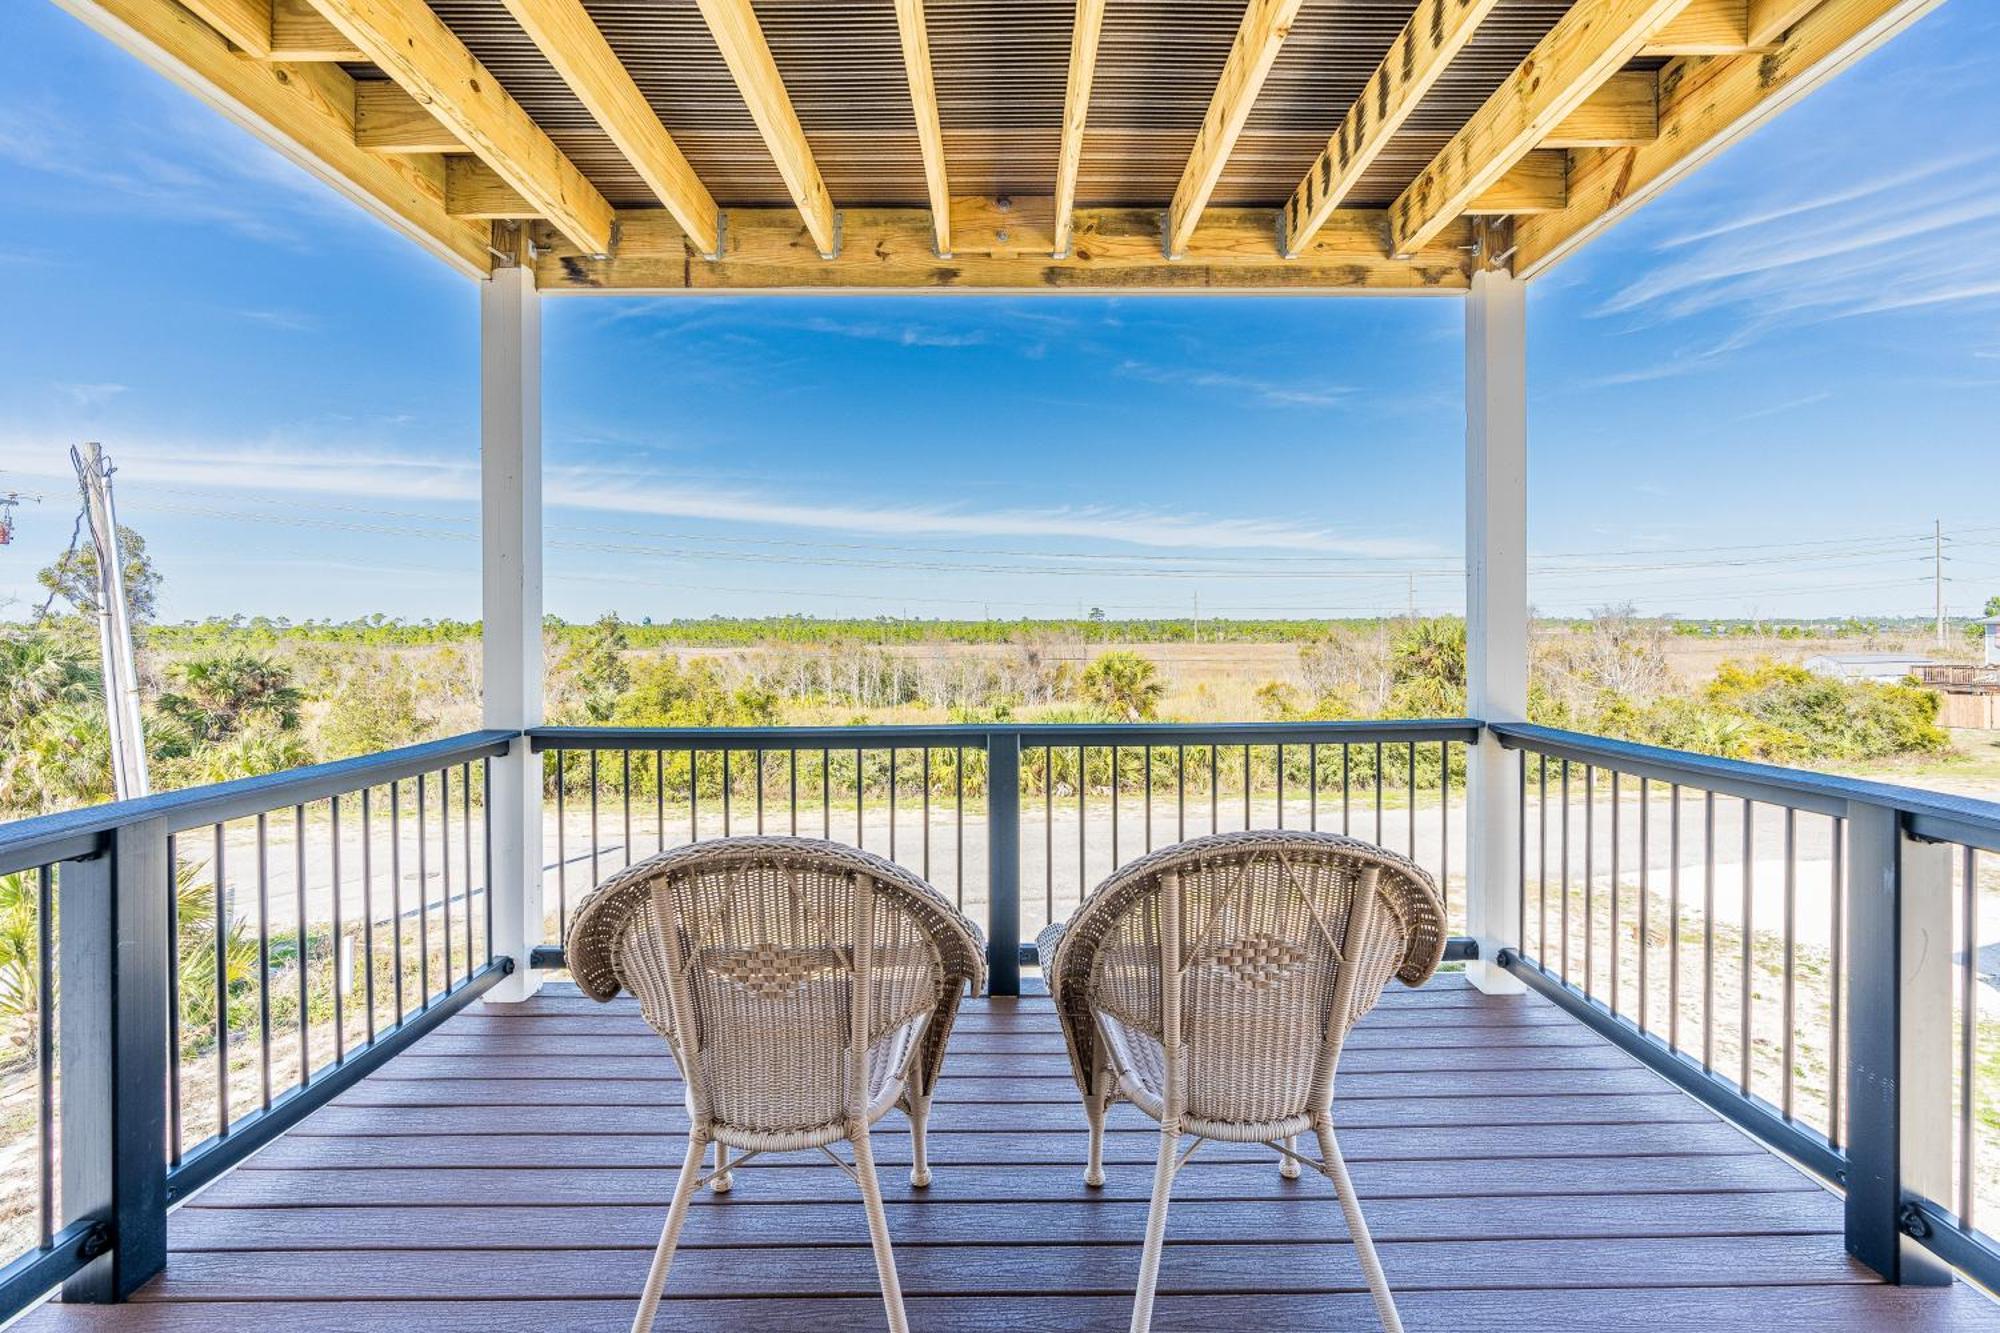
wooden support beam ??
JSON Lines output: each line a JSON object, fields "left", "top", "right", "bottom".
{"left": 1388, "top": 0, "right": 1694, "bottom": 258}
{"left": 269, "top": 0, "right": 360, "bottom": 59}
{"left": 1166, "top": 0, "right": 1307, "bottom": 258}
{"left": 1516, "top": 0, "right": 1943, "bottom": 276}
{"left": 53, "top": 0, "right": 489, "bottom": 275}
{"left": 693, "top": 0, "right": 839, "bottom": 258}
{"left": 892, "top": 0, "right": 952, "bottom": 256}
{"left": 1543, "top": 71, "right": 1658, "bottom": 148}
{"left": 179, "top": 0, "right": 270, "bottom": 56}
{"left": 535, "top": 204, "right": 1474, "bottom": 294}
{"left": 499, "top": 0, "right": 721, "bottom": 258}
{"left": 1464, "top": 152, "right": 1568, "bottom": 215}
{"left": 1642, "top": 0, "right": 1758, "bottom": 54}
{"left": 1283, "top": 0, "right": 1501, "bottom": 256}
{"left": 305, "top": 0, "right": 616, "bottom": 255}
{"left": 447, "top": 158, "right": 538, "bottom": 219}
{"left": 356, "top": 81, "right": 464, "bottom": 153}
{"left": 1749, "top": 0, "right": 1824, "bottom": 43}
{"left": 1052, "top": 0, "right": 1106, "bottom": 258}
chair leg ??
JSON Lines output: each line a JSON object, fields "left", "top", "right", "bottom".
{"left": 851, "top": 1127, "right": 911, "bottom": 1333}
{"left": 709, "top": 1138, "right": 733, "bottom": 1194}
{"left": 1083, "top": 1088, "right": 1109, "bottom": 1187}
{"left": 907, "top": 1089, "right": 934, "bottom": 1188}
{"left": 1315, "top": 1122, "right": 1402, "bottom": 1333}
{"left": 632, "top": 1132, "right": 709, "bottom": 1333}
{"left": 1128, "top": 1123, "right": 1180, "bottom": 1333}
{"left": 1278, "top": 1132, "right": 1301, "bottom": 1179}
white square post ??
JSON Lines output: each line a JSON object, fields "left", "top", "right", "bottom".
{"left": 1463, "top": 266, "right": 1528, "bottom": 995}
{"left": 481, "top": 261, "right": 545, "bottom": 1003}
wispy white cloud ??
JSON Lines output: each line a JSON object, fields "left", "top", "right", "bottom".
{"left": 0, "top": 434, "right": 1434, "bottom": 556}
{"left": 234, "top": 308, "right": 316, "bottom": 333}
{"left": 1732, "top": 391, "right": 1832, "bottom": 423}
{"left": 1114, "top": 359, "right": 1349, "bottom": 408}
{"left": 53, "top": 382, "right": 128, "bottom": 408}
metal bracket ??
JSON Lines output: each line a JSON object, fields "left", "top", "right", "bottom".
{"left": 1899, "top": 1202, "right": 1934, "bottom": 1240}
{"left": 76, "top": 1221, "right": 114, "bottom": 1261}
{"left": 706, "top": 209, "right": 727, "bottom": 263}
{"left": 817, "top": 211, "right": 844, "bottom": 261}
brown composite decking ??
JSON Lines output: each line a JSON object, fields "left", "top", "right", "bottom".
{"left": 22, "top": 974, "right": 2000, "bottom": 1331}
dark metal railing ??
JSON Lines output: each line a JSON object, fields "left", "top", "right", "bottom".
{"left": 1490, "top": 721, "right": 2000, "bottom": 1292}
{"left": 529, "top": 719, "right": 1479, "bottom": 993}
{"left": 0, "top": 730, "right": 519, "bottom": 1321}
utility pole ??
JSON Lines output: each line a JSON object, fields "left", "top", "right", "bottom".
{"left": 71, "top": 443, "right": 149, "bottom": 798}
{"left": 1935, "top": 519, "right": 1947, "bottom": 645}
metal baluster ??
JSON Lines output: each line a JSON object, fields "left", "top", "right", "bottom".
{"left": 1609, "top": 772, "right": 1620, "bottom": 1016}
{"left": 1176, "top": 746, "right": 1186, "bottom": 842}
{"left": 757, "top": 749, "right": 767, "bottom": 837}
{"left": 1045, "top": 748, "right": 1055, "bottom": 921}
{"left": 722, "top": 749, "right": 732, "bottom": 838}
{"left": 36, "top": 865, "right": 54, "bottom": 1247}
{"left": 792, "top": 751, "right": 801, "bottom": 838}
{"left": 1341, "top": 743, "right": 1350, "bottom": 835}
{"left": 333, "top": 794, "right": 347, "bottom": 1061}
{"left": 1584, "top": 766, "right": 1595, "bottom": 999}
{"left": 1638, "top": 780, "right": 1650, "bottom": 1036}
{"left": 1441, "top": 742, "right": 1451, "bottom": 906}
{"left": 1373, "top": 742, "right": 1384, "bottom": 844}
{"left": 691, "top": 750, "right": 700, "bottom": 844}
{"left": 955, "top": 747, "right": 965, "bottom": 906}
{"left": 1962, "top": 845, "right": 1978, "bottom": 1227}
{"left": 168, "top": 832, "right": 181, "bottom": 1163}
{"left": 1406, "top": 740, "right": 1417, "bottom": 860}
{"left": 295, "top": 804, "right": 309, "bottom": 1084}
{"left": 589, "top": 750, "right": 601, "bottom": 891}
{"left": 1740, "top": 799, "right": 1754, "bottom": 1096}
{"left": 657, "top": 750, "right": 667, "bottom": 852}
{"left": 1782, "top": 806, "right": 1796, "bottom": 1120}
{"left": 1538, "top": 757, "right": 1549, "bottom": 968}
{"left": 923, "top": 749, "right": 933, "bottom": 879}
{"left": 1077, "top": 745, "right": 1086, "bottom": 905}
{"left": 391, "top": 782, "right": 404, "bottom": 1024}
{"left": 1828, "top": 818, "right": 1843, "bottom": 1149}
{"left": 554, "top": 758, "right": 567, "bottom": 945}
{"left": 483, "top": 757, "right": 496, "bottom": 966}
{"left": 889, "top": 749, "right": 898, "bottom": 860}
{"left": 1243, "top": 744, "right": 1252, "bottom": 830}
{"left": 1211, "top": 743, "right": 1220, "bottom": 834}
{"left": 215, "top": 821, "right": 230, "bottom": 1131}
{"left": 1276, "top": 744, "right": 1285, "bottom": 829}
{"left": 438, "top": 775, "right": 451, "bottom": 1000}
{"left": 1559, "top": 761, "right": 1571, "bottom": 982}
{"left": 1110, "top": 745, "right": 1120, "bottom": 866}
{"left": 258, "top": 812, "right": 273, "bottom": 1104}
{"left": 463, "top": 763, "right": 474, "bottom": 984}
{"left": 418, "top": 775, "right": 431, "bottom": 1006}
{"left": 1144, "top": 747, "right": 1154, "bottom": 852}
{"left": 822, "top": 750, "right": 831, "bottom": 840}
{"left": 1703, "top": 792, "right": 1716, "bottom": 1074}
{"left": 1668, "top": 786, "right": 1681, "bottom": 1053}
{"left": 359, "top": 793, "right": 374, "bottom": 1049}
{"left": 1310, "top": 743, "right": 1319, "bottom": 830}
{"left": 1515, "top": 752, "right": 1526, "bottom": 960}
{"left": 854, "top": 748, "right": 863, "bottom": 847}
{"left": 623, "top": 751, "right": 634, "bottom": 867}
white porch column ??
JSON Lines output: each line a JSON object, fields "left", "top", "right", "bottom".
{"left": 1463, "top": 267, "right": 1527, "bottom": 995}
{"left": 481, "top": 262, "right": 545, "bottom": 1003}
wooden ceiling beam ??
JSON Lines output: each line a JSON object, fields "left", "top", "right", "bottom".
{"left": 1464, "top": 152, "right": 1568, "bottom": 215}
{"left": 535, "top": 204, "right": 1474, "bottom": 294}
{"left": 1283, "top": 0, "right": 1501, "bottom": 257}
{"left": 447, "top": 158, "right": 538, "bottom": 220}
{"left": 1543, "top": 71, "right": 1658, "bottom": 147}
{"left": 1388, "top": 0, "right": 1695, "bottom": 259}
{"left": 269, "top": 0, "right": 361, "bottom": 60}
{"left": 892, "top": 0, "right": 953, "bottom": 257}
{"left": 1516, "top": 0, "right": 1940, "bottom": 276}
{"left": 693, "top": 0, "right": 839, "bottom": 258}
{"left": 499, "top": 0, "right": 721, "bottom": 258}
{"left": 52, "top": 0, "right": 489, "bottom": 274}
{"left": 1166, "top": 0, "right": 1308, "bottom": 259}
{"left": 356, "top": 82, "right": 465, "bottom": 153}
{"left": 1052, "top": 0, "right": 1106, "bottom": 258}
{"left": 178, "top": 0, "right": 271, "bottom": 56}
{"left": 304, "top": 0, "right": 614, "bottom": 254}
{"left": 1641, "top": 0, "right": 1760, "bottom": 54}
{"left": 1749, "top": 0, "right": 1825, "bottom": 44}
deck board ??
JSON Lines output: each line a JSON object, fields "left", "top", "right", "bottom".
{"left": 23, "top": 975, "right": 2000, "bottom": 1331}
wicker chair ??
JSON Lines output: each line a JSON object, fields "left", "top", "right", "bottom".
{"left": 568, "top": 836, "right": 987, "bottom": 1333}
{"left": 1036, "top": 830, "right": 1446, "bottom": 1333}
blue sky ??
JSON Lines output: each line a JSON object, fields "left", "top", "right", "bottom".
{"left": 0, "top": 2, "right": 1995, "bottom": 625}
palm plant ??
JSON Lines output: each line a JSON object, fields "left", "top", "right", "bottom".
{"left": 1080, "top": 651, "right": 1166, "bottom": 721}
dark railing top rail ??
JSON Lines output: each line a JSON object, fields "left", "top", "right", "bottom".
{"left": 1491, "top": 721, "right": 2000, "bottom": 853}
{"left": 0, "top": 729, "right": 520, "bottom": 877}
{"left": 529, "top": 717, "right": 1481, "bottom": 752}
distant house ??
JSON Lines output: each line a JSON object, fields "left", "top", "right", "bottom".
{"left": 1803, "top": 653, "right": 1937, "bottom": 683}
{"left": 1980, "top": 615, "right": 2000, "bottom": 667}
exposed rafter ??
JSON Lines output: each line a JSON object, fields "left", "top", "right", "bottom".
{"left": 536, "top": 204, "right": 1474, "bottom": 294}
{"left": 178, "top": 0, "right": 271, "bottom": 56}
{"left": 1388, "top": 0, "right": 1695, "bottom": 258}
{"left": 53, "top": 0, "right": 489, "bottom": 275}
{"left": 1543, "top": 71, "right": 1659, "bottom": 148}
{"left": 1516, "top": 0, "right": 1941, "bottom": 276}
{"left": 500, "top": 0, "right": 721, "bottom": 258}
{"left": 892, "top": 0, "right": 953, "bottom": 257}
{"left": 305, "top": 0, "right": 616, "bottom": 255}
{"left": 356, "top": 82, "right": 464, "bottom": 153}
{"left": 270, "top": 0, "right": 360, "bottom": 60}
{"left": 1283, "top": 0, "right": 1500, "bottom": 257}
{"left": 1749, "top": 0, "right": 1825, "bottom": 43}
{"left": 693, "top": 0, "right": 839, "bottom": 258}
{"left": 1166, "top": 0, "right": 1307, "bottom": 259}
{"left": 1052, "top": 0, "right": 1106, "bottom": 258}
{"left": 1642, "top": 0, "right": 1759, "bottom": 53}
